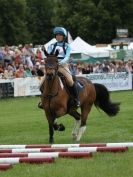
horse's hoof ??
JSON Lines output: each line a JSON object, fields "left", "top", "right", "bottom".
{"left": 49, "top": 138, "right": 54, "bottom": 144}
{"left": 72, "top": 134, "right": 77, "bottom": 141}
{"left": 53, "top": 123, "right": 58, "bottom": 131}
{"left": 76, "top": 136, "right": 81, "bottom": 142}
{"left": 58, "top": 124, "right": 65, "bottom": 131}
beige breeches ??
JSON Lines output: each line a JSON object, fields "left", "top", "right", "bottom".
{"left": 58, "top": 64, "right": 74, "bottom": 86}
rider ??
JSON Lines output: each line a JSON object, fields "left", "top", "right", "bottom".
{"left": 38, "top": 26, "right": 80, "bottom": 108}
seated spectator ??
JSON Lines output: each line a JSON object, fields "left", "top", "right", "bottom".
{"left": 31, "top": 66, "right": 38, "bottom": 76}
{"left": 93, "top": 62, "right": 100, "bottom": 73}
{"left": 117, "top": 61, "right": 128, "bottom": 72}
{"left": 35, "top": 62, "right": 44, "bottom": 76}
{"left": 22, "top": 44, "right": 33, "bottom": 68}
{"left": 109, "top": 63, "right": 117, "bottom": 73}
{"left": 14, "top": 48, "right": 22, "bottom": 65}
{"left": 89, "top": 64, "right": 93, "bottom": 73}
{"left": 0, "top": 63, "right": 4, "bottom": 74}
{"left": 82, "top": 64, "right": 88, "bottom": 74}
{"left": 15, "top": 64, "right": 25, "bottom": 78}
{"left": 29, "top": 43, "right": 36, "bottom": 65}
{"left": 94, "top": 63, "right": 103, "bottom": 73}
{"left": 3, "top": 64, "right": 15, "bottom": 79}
{"left": 3, "top": 45, "right": 14, "bottom": 68}
{"left": 77, "top": 66, "right": 82, "bottom": 75}
{"left": 102, "top": 63, "right": 109, "bottom": 73}
{"left": 35, "top": 48, "right": 43, "bottom": 62}
{"left": 82, "top": 63, "right": 93, "bottom": 74}
{"left": 125, "top": 60, "right": 133, "bottom": 73}
{"left": 40, "top": 59, "right": 45, "bottom": 68}
{"left": 69, "top": 63, "right": 78, "bottom": 75}
{"left": 24, "top": 65, "right": 33, "bottom": 77}
{"left": 77, "top": 59, "right": 82, "bottom": 70}
{"left": 0, "top": 63, "right": 4, "bottom": 78}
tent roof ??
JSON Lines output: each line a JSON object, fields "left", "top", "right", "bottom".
{"left": 70, "top": 37, "right": 110, "bottom": 58}
{"left": 70, "top": 37, "right": 94, "bottom": 54}
{"left": 44, "top": 38, "right": 57, "bottom": 50}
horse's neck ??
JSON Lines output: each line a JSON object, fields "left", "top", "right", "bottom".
{"left": 44, "top": 76, "right": 62, "bottom": 95}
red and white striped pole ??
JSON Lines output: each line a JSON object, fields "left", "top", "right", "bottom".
{"left": 0, "top": 146, "right": 128, "bottom": 153}
{"left": 0, "top": 152, "right": 93, "bottom": 161}
{"left": 0, "top": 142, "right": 133, "bottom": 149}
{"left": 0, "top": 164, "right": 13, "bottom": 171}
{"left": 0, "top": 157, "right": 54, "bottom": 164}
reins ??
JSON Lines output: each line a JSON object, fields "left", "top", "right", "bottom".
{"left": 43, "top": 73, "right": 60, "bottom": 99}
{"left": 42, "top": 71, "right": 60, "bottom": 117}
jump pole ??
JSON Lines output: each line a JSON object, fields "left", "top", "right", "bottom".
{"left": 0, "top": 164, "right": 13, "bottom": 171}
{"left": 0, "top": 142, "right": 133, "bottom": 149}
{"left": 0, "top": 144, "right": 104, "bottom": 149}
{"left": 0, "top": 152, "right": 93, "bottom": 160}
{"left": 0, "top": 146, "right": 128, "bottom": 153}
{"left": 0, "top": 157, "right": 54, "bottom": 164}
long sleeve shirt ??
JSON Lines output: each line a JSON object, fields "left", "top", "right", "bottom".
{"left": 47, "top": 41, "right": 71, "bottom": 64}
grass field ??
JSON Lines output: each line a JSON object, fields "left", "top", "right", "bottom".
{"left": 0, "top": 90, "right": 133, "bottom": 177}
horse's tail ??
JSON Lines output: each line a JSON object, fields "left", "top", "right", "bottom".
{"left": 94, "top": 83, "right": 120, "bottom": 116}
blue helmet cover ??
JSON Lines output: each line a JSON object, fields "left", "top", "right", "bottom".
{"left": 53, "top": 27, "right": 67, "bottom": 37}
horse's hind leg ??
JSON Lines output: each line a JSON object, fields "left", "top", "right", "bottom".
{"left": 76, "top": 104, "right": 93, "bottom": 142}
{"left": 69, "top": 109, "right": 81, "bottom": 140}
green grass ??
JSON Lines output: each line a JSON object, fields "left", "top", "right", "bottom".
{"left": 0, "top": 91, "right": 133, "bottom": 177}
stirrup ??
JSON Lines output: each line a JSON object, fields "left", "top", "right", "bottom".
{"left": 38, "top": 102, "right": 43, "bottom": 109}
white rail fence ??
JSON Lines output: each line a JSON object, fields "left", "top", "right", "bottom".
{"left": 0, "top": 72, "right": 132, "bottom": 98}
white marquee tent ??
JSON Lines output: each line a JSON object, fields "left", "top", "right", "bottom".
{"left": 44, "top": 38, "right": 57, "bottom": 50}
{"left": 70, "top": 37, "right": 112, "bottom": 58}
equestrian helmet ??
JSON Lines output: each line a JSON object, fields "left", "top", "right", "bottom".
{"left": 53, "top": 27, "right": 67, "bottom": 37}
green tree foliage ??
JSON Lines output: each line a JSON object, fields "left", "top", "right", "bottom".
{"left": 26, "top": 0, "right": 53, "bottom": 44}
{"left": 0, "top": 0, "right": 133, "bottom": 45}
{"left": 52, "top": 0, "right": 133, "bottom": 44}
{"left": 0, "top": 0, "right": 31, "bottom": 45}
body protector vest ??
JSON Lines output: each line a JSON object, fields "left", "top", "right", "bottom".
{"left": 51, "top": 42, "right": 68, "bottom": 60}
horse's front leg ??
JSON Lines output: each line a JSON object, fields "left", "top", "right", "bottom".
{"left": 69, "top": 109, "right": 81, "bottom": 140}
{"left": 48, "top": 119, "right": 54, "bottom": 144}
{"left": 76, "top": 104, "right": 92, "bottom": 142}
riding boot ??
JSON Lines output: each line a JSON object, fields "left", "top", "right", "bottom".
{"left": 69, "top": 83, "right": 80, "bottom": 107}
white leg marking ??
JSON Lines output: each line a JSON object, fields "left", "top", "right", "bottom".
{"left": 59, "top": 78, "right": 64, "bottom": 90}
{"left": 76, "top": 126, "right": 86, "bottom": 142}
{"left": 72, "top": 120, "right": 81, "bottom": 140}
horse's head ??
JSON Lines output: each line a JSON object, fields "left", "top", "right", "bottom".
{"left": 44, "top": 49, "right": 59, "bottom": 80}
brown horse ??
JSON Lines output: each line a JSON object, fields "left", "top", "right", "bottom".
{"left": 41, "top": 50, "right": 120, "bottom": 143}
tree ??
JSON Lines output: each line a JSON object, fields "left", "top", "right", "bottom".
{"left": 0, "top": 0, "right": 133, "bottom": 45}
{"left": 0, "top": 0, "right": 31, "bottom": 45}
{"left": 52, "top": 0, "right": 133, "bottom": 44}
{"left": 26, "top": 0, "right": 53, "bottom": 44}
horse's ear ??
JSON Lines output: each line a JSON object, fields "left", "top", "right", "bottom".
{"left": 42, "top": 46, "right": 49, "bottom": 57}
{"left": 55, "top": 49, "right": 59, "bottom": 57}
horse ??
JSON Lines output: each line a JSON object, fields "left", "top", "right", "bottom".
{"left": 40, "top": 50, "right": 120, "bottom": 143}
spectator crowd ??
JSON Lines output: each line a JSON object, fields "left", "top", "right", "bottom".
{"left": 0, "top": 44, "right": 133, "bottom": 79}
